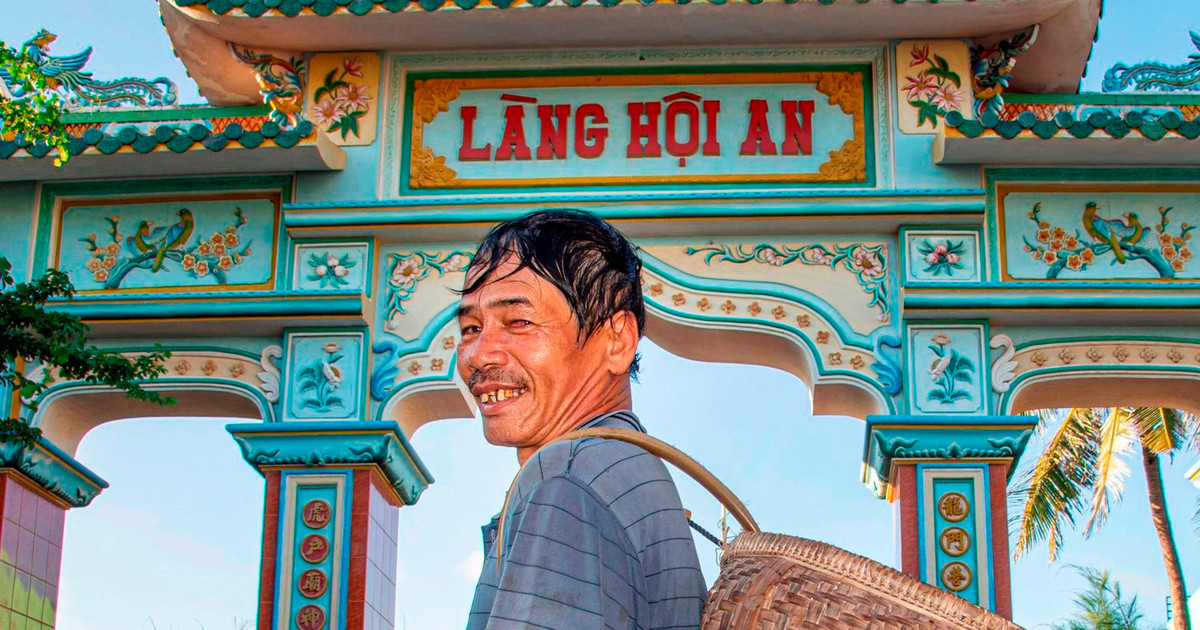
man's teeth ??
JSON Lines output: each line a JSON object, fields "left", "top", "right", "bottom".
{"left": 479, "top": 388, "right": 527, "bottom": 404}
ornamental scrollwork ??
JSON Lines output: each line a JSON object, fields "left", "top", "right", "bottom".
{"left": 383, "top": 250, "right": 473, "bottom": 330}
{"left": 685, "top": 242, "right": 890, "bottom": 321}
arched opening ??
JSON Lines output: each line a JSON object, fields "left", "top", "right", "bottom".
{"left": 391, "top": 338, "right": 892, "bottom": 630}
{"left": 1007, "top": 371, "right": 1200, "bottom": 417}
{"left": 35, "top": 383, "right": 268, "bottom": 457}
{"left": 1001, "top": 369, "right": 1200, "bottom": 629}
{"left": 31, "top": 385, "right": 269, "bottom": 630}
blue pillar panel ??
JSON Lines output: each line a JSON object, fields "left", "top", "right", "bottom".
{"left": 276, "top": 471, "right": 353, "bottom": 630}
{"left": 916, "top": 464, "right": 994, "bottom": 610}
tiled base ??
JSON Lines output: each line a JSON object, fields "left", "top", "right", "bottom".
{"left": 0, "top": 476, "right": 65, "bottom": 630}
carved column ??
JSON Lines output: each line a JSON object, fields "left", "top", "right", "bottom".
{"left": 0, "top": 437, "right": 108, "bottom": 630}
{"left": 228, "top": 421, "right": 432, "bottom": 630}
{"left": 863, "top": 415, "right": 1036, "bottom": 619}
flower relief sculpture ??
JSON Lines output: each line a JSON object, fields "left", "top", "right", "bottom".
{"left": 79, "top": 207, "right": 253, "bottom": 289}
{"left": 927, "top": 333, "right": 974, "bottom": 404}
{"left": 917, "top": 239, "right": 966, "bottom": 277}
{"left": 310, "top": 57, "right": 371, "bottom": 140}
{"left": 903, "top": 44, "right": 967, "bottom": 129}
{"left": 306, "top": 251, "right": 357, "bottom": 288}
{"left": 296, "top": 341, "right": 346, "bottom": 412}
{"left": 1022, "top": 201, "right": 1193, "bottom": 278}
{"left": 383, "top": 251, "right": 473, "bottom": 330}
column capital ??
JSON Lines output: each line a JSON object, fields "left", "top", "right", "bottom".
{"left": 862, "top": 414, "right": 1036, "bottom": 499}
{"left": 227, "top": 421, "right": 433, "bottom": 506}
{"left": 0, "top": 436, "right": 108, "bottom": 508}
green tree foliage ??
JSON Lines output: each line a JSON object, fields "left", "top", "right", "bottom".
{"left": 1051, "top": 566, "right": 1153, "bottom": 630}
{"left": 0, "top": 34, "right": 71, "bottom": 165}
{"left": 0, "top": 257, "right": 173, "bottom": 446}
{"left": 1011, "top": 407, "right": 1197, "bottom": 630}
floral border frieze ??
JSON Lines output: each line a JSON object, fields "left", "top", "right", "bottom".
{"left": 26, "top": 350, "right": 280, "bottom": 419}
{"left": 1007, "top": 341, "right": 1200, "bottom": 378}
{"left": 641, "top": 270, "right": 873, "bottom": 377}
{"left": 684, "top": 242, "right": 890, "bottom": 322}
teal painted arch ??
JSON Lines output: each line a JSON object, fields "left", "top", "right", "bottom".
{"left": 29, "top": 349, "right": 279, "bottom": 457}
{"left": 1000, "top": 364, "right": 1200, "bottom": 417}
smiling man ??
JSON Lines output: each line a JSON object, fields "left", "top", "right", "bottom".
{"left": 456, "top": 210, "right": 705, "bottom": 630}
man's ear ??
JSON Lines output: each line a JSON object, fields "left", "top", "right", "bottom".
{"left": 605, "top": 311, "right": 640, "bottom": 375}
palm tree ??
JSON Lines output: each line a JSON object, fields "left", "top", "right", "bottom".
{"left": 1052, "top": 566, "right": 1147, "bottom": 630}
{"left": 1011, "top": 407, "right": 1197, "bottom": 630}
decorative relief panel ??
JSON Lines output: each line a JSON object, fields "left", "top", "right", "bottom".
{"left": 908, "top": 324, "right": 986, "bottom": 415}
{"left": 381, "top": 249, "right": 473, "bottom": 336}
{"left": 920, "top": 467, "right": 988, "bottom": 608}
{"left": 283, "top": 332, "right": 365, "bottom": 422}
{"left": 684, "top": 242, "right": 890, "bottom": 322}
{"left": 998, "top": 187, "right": 1200, "bottom": 281}
{"left": 896, "top": 40, "right": 973, "bottom": 135}
{"left": 55, "top": 193, "right": 279, "bottom": 293}
{"left": 279, "top": 473, "right": 347, "bottom": 630}
{"left": 902, "top": 229, "right": 981, "bottom": 283}
{"left": 305, "top": 53, "right": 381, "bottom": 146}
{"left": 292, "top": 242, "right": 369, "bottom": 292}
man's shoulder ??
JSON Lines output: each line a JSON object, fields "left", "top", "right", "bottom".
{"left": 533, "top": 434, "right": 674, "bottom": 490}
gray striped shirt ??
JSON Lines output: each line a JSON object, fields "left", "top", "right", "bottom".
{"left": 466, "top": 411, "right": 705, "bottom": 630}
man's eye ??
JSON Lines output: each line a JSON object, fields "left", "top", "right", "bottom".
{"left": 460, "top": 324, "right": 481, "bottom": 336}
{"left": 509, "top": 319, "right": 531, "bottom": 328}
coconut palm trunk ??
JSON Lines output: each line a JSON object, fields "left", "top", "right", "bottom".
{"left": 1141, "top": 444, "right": 1191, "bottom": 630}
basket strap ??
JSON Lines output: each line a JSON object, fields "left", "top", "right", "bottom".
{"left": 496, "top": 426, "right": 759, "bottom": 576}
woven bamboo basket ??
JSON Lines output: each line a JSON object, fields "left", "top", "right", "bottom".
{"left": 500, "top": 427, "right": 1026, "bottom": 630}
{"left": 702, "top": 532, "right": 1025, "bottom": 630}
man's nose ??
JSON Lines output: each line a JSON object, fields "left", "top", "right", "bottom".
{"left": 462, "top": 326, "right": 508, "bottom": 371}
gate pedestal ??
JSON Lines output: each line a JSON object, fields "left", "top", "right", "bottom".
{"left": 863, "top": 415, "right": 1037, "bottom": 619}
{"left": 228, "top": 422, "right": 432, "bottom": 630}
{"left": 0, "top": 437, "right": 107, "bottom": 630}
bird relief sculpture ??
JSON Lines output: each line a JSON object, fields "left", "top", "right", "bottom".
{"left": 1021, "top": 201, "right": 1193, "bottom": 278}
{"left": 78, "top": 207, "right": 254, "bottom": 289}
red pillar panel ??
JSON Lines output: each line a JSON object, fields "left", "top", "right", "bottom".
{"left": 988, "top": 464, "right": 1013, "bottom": 620}
{"left": 346, "top": 471, "right": 371, "bottom": 630}
{"left": 346, "top": 470, "right": 401, "bottom": 630}
{"left": 0, "top": 474, "right": 66, "bottom": 630}
{"left": 257, "top": 471, "right": 281, "bottom": 630}
{"left": 894, "top": 464, "right": 920, "bottom": 578}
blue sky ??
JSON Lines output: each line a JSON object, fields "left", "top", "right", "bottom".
{"left": 5, "top": 3, "right": 1200, "bottom": 630}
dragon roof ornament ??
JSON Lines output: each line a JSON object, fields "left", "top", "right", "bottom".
{"left": 0, "top": 29, "right": 178, "bottom": 110}
{"left": 1103, "top": 31, "right": 1200, "bottom": 93}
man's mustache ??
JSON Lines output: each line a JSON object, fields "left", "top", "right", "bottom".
{"left": 467, "top": 368, "right": 529, "bottom": 391}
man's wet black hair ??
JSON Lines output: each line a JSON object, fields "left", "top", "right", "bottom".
{"left": 461, "top": 209, "right": 644, "bottom": 378}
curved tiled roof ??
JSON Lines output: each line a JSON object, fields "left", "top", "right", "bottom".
{"left": 0, "top": 119, "right": 315, "bottom": 160}
{"left": 944, "top": 109, "right": 1200, "bottom": 141}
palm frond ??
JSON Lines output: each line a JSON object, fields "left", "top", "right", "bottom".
{"left": 1085, "top": 408, "right": 1134, "bottom": 536}
{"left": 1011, "top": 408, "right": 1100, "bottom": 561}
{"left": 1128, "top": 406, "right": 1190, "bottom": 454}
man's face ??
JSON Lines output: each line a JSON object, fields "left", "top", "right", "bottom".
{"left": 455, "top": 258, "right": 623, "bottom": 451}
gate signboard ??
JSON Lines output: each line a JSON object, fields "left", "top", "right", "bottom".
{"left": 402, "top": 66, "right": 873, "bottom": 191}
